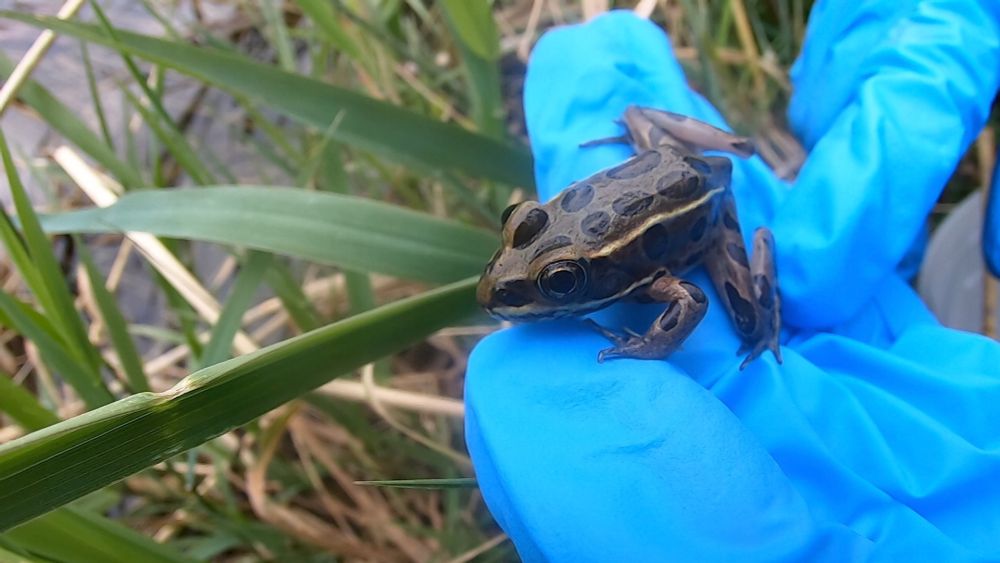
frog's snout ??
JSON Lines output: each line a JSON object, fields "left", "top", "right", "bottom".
{"left": 476, "top": 274, "right": 494, "bottom": 310}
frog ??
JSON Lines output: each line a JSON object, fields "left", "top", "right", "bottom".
{"left": 476, "top": 105, "right": 781, "bottom": 369}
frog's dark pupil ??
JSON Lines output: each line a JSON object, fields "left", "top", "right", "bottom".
{"left": 539, "top": 260, "right": 587, "bottom": 299}
{"left": 548, "top": 269, "right": 577, "bottom": 295}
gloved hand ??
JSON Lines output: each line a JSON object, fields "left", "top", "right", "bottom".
{"left": 466, "top": 4, "right": 1000, "bottom": 562}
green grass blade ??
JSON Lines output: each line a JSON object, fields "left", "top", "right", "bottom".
{"left": 0, "top": 53, "right": 143, "bottom": 188}
{"left": 258, "top": 0, "right": 297, "bottom": 72}
{"left": 263, "top": 266, "right": 322, "bottom": 331}
{"left": 0, "top": 132, "right": 111, "bottom": 406}
{"left": 0, "top": 373, "right": 59, "bottom": 431}
{"left": 294, "top": 0, "right": 365, "bottom": 61}
{"left": 0, "top": 291, "right": 113, "bottom": 408}
{"left": 438, "top": 1, "right": 498, "bottom": 61}
{"left": 121, "top": 87, "right": 216, "bottom": 185}
{"left": 1, "top": 132, "right": 96, "bottom": 369}
{"left": 4, "top": 506, "right": 194, "bottom": 563}
{"left": 86, "top": 0, "right": 218, "bottom": 187}
{"left": 199, "top": 251, "right": 271, "bottom": 368}
{"left": 355, "top": 477, "right": 477, "bottom": 489}
{"left": 0, "top": 543, "right": 38, "bottom": 563}
{"left": 440, "top": 0, "right": 504, "bottom": 137}
{"left": 38, "top": 186, "right": 498, "bottom": 283}
{"left": 79, "top": 42, "right": 115, "bottom": 150}
{"left": 0, "top": 278, "right": 477, "bottom": 530}
{"left": 0, "top": 12, "right": 534, "bottom": 188}
{"left": 77, "top": 240, "right": 149, "bottom": 393}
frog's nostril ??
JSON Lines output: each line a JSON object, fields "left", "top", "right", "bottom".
{"left": 493, "top": 283, "right": 532, "bottom": 308}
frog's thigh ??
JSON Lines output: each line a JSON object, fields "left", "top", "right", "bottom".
{"left": 595, "top": 276, "right": 708, "bottom": 362}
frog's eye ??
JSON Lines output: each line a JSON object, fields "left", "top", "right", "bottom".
{"left": 538, "top": 260, "right": 587, "bottom": 300}
{"left": 500, "top": 202, "right": 523, "bottom": 225}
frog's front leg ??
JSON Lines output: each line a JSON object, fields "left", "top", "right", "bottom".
{"left": 704, "top": 195, "right": 782, "bottom": 369}
{"left": 588, "top": 277, "right": 708, "bottom": 362}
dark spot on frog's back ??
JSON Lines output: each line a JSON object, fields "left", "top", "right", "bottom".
{"left": 581, "top": 211, "right": 611, "bottom": 238}
{"left": 587, "top": 258, "right": 632, "bottom": 299}
{"left": 605, "top": 150, "right": 662, "bottom": 180}
{"left": 723, "top": 211, "right": 740, "bottom": 231}
{"left": 726, "top": 242, "right": 750, "bottom": 268}
{"left": 690, "top": 216, "right": 707, "bottom": 242}
{"left": 641, "top": 223, "right": 670, "bottom": 260}
{"left": 612, "top": 192, "right": 655, "bottom": 217}
{"left": 530, "top": 235, "right": 573, "bottom": 261}
{"left": 683, "top": 250, "right": 704, "bottom": 268}
{"left": 657, "top": 170, "right": 701, "bottom": 199}
{"left": 724, "top": 281, "right": 757, "bottom": 335}
{"left": 683, "top": 155, "right": 712, "bottom": 175}
{"left": 512, "top": 208, "right": 549, "bottom": 249}
{"left": 560, "top": 183, "right": 595, "bottom": 213}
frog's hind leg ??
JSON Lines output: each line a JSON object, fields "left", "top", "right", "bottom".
{"left": 703, "top": 195, "right": 782, "bottom": 370}
{"left": 627, "top": 106, "right": 756, "bottom": 157}
{"left": 588, "top": 277, "right": 708, "bottom": 362}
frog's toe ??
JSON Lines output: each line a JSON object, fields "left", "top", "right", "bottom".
{"left": 596, "top": 342, "right": 643, "bottom": 363}
{"left": 737, "top": 338, "right": 782, "bottom": 370}
{"left": 584, "top": 319, "right": 629, "bottom": 346}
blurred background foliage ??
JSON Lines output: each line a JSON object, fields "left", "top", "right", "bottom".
{"left": 0, "top": 1, "right": 993, "bottom": 561}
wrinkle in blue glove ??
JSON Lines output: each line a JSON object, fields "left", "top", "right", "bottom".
{"left": 466, "top": 6, "right": 1000, "bottom": 562}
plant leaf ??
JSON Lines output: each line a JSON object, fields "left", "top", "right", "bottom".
{"left": 77, "top": 241, "right": 149, "bottom": 393}
{"left": 0, "top": 373, "right": 59, "bottom": 431}
{"left": 0, "top": 278, "right": 478, "bottom": 530}
{"left": 4, "top": 506, "right": 194, "bottom": 563}
{"left": 355, "top": 477, "right": 477, "bottom": 489}
{"left": 199, "top": 251, "right": 271, "bottom": 368}
{"left": 38, "top": 186, "right": 498, "bottom": 283}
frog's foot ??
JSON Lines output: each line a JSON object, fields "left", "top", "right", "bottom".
{"left": 736, "top": 228, "right": 782, "bottom": 370}
{"left": 591, "top": 277, "right": 708, "bottom": 363}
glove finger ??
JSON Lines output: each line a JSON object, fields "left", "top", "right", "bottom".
{"left": 777, "top": 0, "right": 1000, "bottom": 327}
{"left": 465, "top": 321, "right": 873, "bottom": 561}
{"left": 524, "top": 11, "right": 785, "bottom": 233}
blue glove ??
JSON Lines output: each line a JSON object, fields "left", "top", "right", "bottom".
{"left": 466, "top": 4, "right": 1000, "bottom": 562}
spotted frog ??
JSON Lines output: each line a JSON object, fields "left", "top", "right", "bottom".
{"left": 476, "top": 106, "right": 781, "bottom": 369}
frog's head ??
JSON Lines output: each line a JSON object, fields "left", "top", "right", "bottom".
{"left": 477, "top": 201, "right": 593, "bottom": 321}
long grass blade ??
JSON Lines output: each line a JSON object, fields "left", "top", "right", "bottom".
{"left": 4, "top": 506, "right": 194, "bottom": 563}
{"left": 0, "top": 291, "right": 112, "bottom": 408}
{"left": 0, "top": 373, "right": 59, "bottom": 431}
{"left": 39, "top": 186, "right": 497, "bottom": 283}
{"left": 0, "top": 278, "right": 477, "bottom": 530}
{"left": 199, "top": 251, "right": 271, "bottom": 368}
{"left": 440, "top": 0, "right": 504, "bottom": 137}
{"left": 0, "top": 132, "right": 112, "bottom": 407}
{"left": 76, "top": 240, "right": 149, "bottom": 393}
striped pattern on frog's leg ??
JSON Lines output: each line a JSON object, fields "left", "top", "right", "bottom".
{"left": 703, "top": 192, "right": 782, "bottom": 370}
{"left": 624, "top": 106, "right": 755, "bottom": 157}
{"left": 587, "top": 276, "right": 709, "bottom": 362}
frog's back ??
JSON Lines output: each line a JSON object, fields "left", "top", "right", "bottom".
{"left": 547, "top": 149, "right": 720, "bottom": 277}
